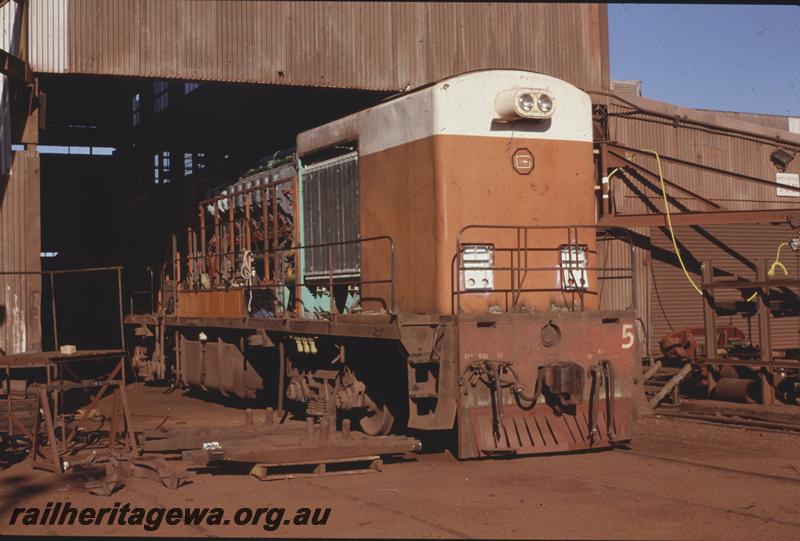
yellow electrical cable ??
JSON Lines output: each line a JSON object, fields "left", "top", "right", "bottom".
{"left": 745, "top": 242, "right": 789, "bottom": 301}
{"left": 644, "top": 149, "right": 704, "bottom": 295}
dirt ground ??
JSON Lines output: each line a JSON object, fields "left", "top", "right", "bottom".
{"left": 2, "top": 383, "right": 800, "bottom": 539}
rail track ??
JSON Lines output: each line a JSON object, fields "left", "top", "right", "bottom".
{"left": 654, "top": 408, "right": 800, "bottom": 435}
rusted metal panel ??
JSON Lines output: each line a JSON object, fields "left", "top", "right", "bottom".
{"left": 0, "top": 150, "right": 42, "bottom": 354}
{"left": 649, "top": 224, "right": 800, "bottom": 355}
{"left": 28, "top": 0, "right": 68, "bottom": 74}
{"left": 54, "top": 1, "right": 609, "bottom": 91}
{"left": 175, "top": 289, "right": 243, "bottom": 319}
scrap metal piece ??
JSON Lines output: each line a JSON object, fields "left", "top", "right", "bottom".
{"left": 132, "top": 456, "right": 192, "bottom": 490}
{"left": 73, "top": 461, "right": 126, "bottom": 496}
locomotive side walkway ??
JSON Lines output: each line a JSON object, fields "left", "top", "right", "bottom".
{"left": 2, "top": 382, "right": 799, "bottom": 539}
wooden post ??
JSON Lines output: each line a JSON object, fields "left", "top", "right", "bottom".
{"left": 648, "top": 363, "right": 692, "bottom": 409}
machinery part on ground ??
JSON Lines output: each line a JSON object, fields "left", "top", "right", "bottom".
{"left": 660, "top": 329, "right": 698, "bottom": 363}
{"left": 656, "top": 326, "right": 800, "bottom": 407}
{"left": 712, "top": 377, "right": 759, "bottom": 404}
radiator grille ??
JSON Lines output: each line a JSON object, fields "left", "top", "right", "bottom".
{"left": 302, "top": 152, "right": 360, "bottom": 281}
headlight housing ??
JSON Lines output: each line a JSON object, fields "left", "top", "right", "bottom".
{"left": 494, "top": 88, "right": 556, "bottom": 120}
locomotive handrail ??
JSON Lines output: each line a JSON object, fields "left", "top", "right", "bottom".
{"left": 170, "top": 235, "right": 397, "bottom": 317}
{"left": 453, "top": 224, "right": 636, "bottom": 315}
{"left": 198, "top": 175, "right": 294, "bottom": 209}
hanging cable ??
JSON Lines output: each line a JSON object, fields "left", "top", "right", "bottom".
{"left": 745, "top": 242, "right": 789, "bottom": 302}
{"left": 644, "top": 149, "right": 703, "bottom": 295}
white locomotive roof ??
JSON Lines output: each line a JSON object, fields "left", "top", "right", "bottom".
{"left": 297, "top": 69, "right": 593, "bottom": 158}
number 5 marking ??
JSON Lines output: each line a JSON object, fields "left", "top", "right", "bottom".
{"left": 622, "top": 324, "right": 635, "bottom": 350}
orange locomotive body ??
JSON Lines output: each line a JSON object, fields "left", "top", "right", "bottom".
{"left": 127, "top": 70, "right": 645, "bottom": 459}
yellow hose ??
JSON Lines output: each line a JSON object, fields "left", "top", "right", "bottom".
{"left": 645, "top": 149, "right": 703, "bottom": 295}
{"left": 746, "top": 242, "right": 789, "bottom": 301}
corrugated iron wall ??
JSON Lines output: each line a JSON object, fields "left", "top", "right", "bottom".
{"left": 25, "top": 1, "right": 610, "bottom": 91}
{"left": 649, "top": 224, "right": 800, "bottom": 354}
{"left": 28, "top": 0, "right": 69, "bottom": 74}
{"left": 696, "top": 110, "right": 794, "bottom": 132}
{"left": 0, "top": 150, "right": 42, "bottom": 354}
{"left": 0, "top": 0, "right": 23, "bottom": 176}
{"left": 607, "top": 108, "right": 800, "bottom": 215}
{"left": 1, "top": 2, "right": 41, "bottom": 354}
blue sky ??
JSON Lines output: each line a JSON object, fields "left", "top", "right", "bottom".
{"left": 609, "top": 4, "right": 800, "bottom": 116}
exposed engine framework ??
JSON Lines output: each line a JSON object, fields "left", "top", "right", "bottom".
{"left": 126, "top": 70, "right": 648, "bottom": 459}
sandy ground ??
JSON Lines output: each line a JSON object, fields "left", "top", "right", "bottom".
{"left": 2, "top": 383, "right": 800, "bottom": 539}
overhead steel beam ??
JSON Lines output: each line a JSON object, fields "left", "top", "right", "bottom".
{"left": 607, "top": 148, "right": 724, "bottom": 211}
{"left": 0, "top": 47, "right": 33, "bottom": 85}
{"left": 598, "top": 209, "right": 800, "bottom": 227}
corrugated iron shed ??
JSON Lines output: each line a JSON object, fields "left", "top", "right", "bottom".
{"left": 0, "top": 150, "right": 42, "bottom": 354}
{"left": 606, "top": 99, "right": 800, "bottom": 215}
{"left": 26, "top": 1, "right": 610, "bottom": 91}
{"left": 595, "top": 91, "right": 800, "bottom": 355}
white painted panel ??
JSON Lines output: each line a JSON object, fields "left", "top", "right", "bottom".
{"left": 29, "top": 0, "right": 68, "bottom": 73}
{"left": 789, "top": 117, "right": 800, "bottom": 134}
{"left": 777, "top": 172, "right": 800, "bottom": 198}
{"left": 0, "top": 0, "right": 22, "bottom": 53}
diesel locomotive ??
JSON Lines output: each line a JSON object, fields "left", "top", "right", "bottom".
{"left": 126, "top": 70, "right": 646, "bottom": 459}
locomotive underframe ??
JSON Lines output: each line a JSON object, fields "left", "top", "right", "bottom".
{"left": 126, "top": 308, "right": 642, "bottom": 459}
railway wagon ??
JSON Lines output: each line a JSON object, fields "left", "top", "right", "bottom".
{"left": 126, "top": 70, "right": 646, "bottom": 459}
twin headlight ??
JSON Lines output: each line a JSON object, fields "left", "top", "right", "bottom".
{"left": 494, "top": 88, "right": 556, "bottom": 120}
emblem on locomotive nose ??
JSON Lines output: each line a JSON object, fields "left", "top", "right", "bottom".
{"left": 512, "top": 148, "right": 535, "bottom": 175}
